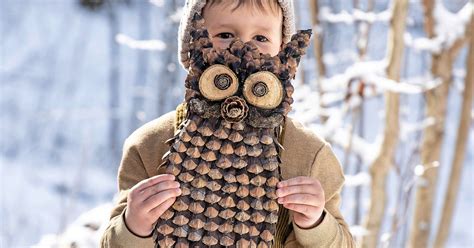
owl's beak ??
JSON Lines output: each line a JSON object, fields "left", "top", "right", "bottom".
{"left": 220, "top": 96, "right": 249, "bottom": 123}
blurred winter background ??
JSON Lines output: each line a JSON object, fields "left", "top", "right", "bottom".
{"left": 0, "top": 0, "right": 472, "bottom": 247}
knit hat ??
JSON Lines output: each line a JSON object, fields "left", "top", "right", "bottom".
{"left": 177, "top": 0, "right": 296, "bottom": 71}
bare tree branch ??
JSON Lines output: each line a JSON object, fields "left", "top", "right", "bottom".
{"left": 361, "top": 0, "right": 408, "bottom": 247}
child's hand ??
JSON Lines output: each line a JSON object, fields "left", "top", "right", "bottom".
{"left": 276, "top": 176, "right": 325, "bottom": 229}
{"left": 124, "top": 174, "right": 181, "bottom": 237}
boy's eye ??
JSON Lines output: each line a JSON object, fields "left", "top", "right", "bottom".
{"left": 254, "top": 35, "right": 269, "bottom": 42}
{"left": 216, "top": 32, "right": 234, "bottom": 39}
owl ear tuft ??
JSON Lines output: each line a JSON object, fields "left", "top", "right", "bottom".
{"left": 190, "top": 13, "right": 210, "bottom": 41}
{"left": 191, "top": 13, "right": 205, "bottom": 29}
{"left": 182, "top": 13, "right": 209, "bottom": 70}
{"left": 185, "top": 13, "right": 215, "bottom": 75}
{"left": 278, "top": 29, "right": 312, "bottom": 78}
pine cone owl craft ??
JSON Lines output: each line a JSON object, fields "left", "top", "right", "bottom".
{"left": 153, "top": 14, "right": 312, "bottom": 248}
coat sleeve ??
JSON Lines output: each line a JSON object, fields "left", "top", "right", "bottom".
{"left": 99, "top": 137, "right": 155, "bottom": 248}
{"left": 287, "top": 143, "right": 356, "bottom": 248}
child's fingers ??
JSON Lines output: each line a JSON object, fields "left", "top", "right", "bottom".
{"left": 139, "top": 180, "right": 180, "bottom": 202}
{"left": 142, "top": 188, "right": 182, "bottom": 212}
{"left": 133, "top": 174, "right": 175, "bottom": 193}
{"left": 278, "top": 193, "right": 321, "bottom": 207}
{"left": 276, "top": 184, "right": 320, "bottom": 198}
{"left": 284, "top": 203, "right": 320, "bottom": 217}
{"left": 277, "top": 176, "right": 319, "bottom": 188}
{"left": 149, "top": 197, "right": 176, "bottom": 220}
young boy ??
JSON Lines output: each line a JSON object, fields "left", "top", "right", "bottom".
{"left": 100, "top": 0, "right": 355, "bottom": 247}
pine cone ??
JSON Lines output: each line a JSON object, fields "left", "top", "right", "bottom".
{"left": 220, "top": 96, "right": 249, "bottom": 123}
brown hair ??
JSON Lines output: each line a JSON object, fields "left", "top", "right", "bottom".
{"left": 205, "top": 0, "right": 282, "bottom": 16}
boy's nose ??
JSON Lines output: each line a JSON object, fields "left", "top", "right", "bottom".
{"left": 241, "top": 38, "right": 255, "bottom": 45}
{"left": 237, "top": 34, "right": 254, "bottom": 44}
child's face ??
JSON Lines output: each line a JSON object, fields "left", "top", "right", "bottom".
{"left": 202, "top": 2, "right": 283, "bottom": 56}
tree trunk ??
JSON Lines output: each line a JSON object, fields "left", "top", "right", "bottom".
{"left": 361, "top": 0, "right": 408, "bottom": 247}
{"left": 354, "top": 0, "right": 374, "bottom": 59}
{"left": 309, "top": 0, "right": 328, "bottom": 123}
{"left": 309, "top": 0, "right": 326, "bottom": 78}
{"left": 433, "top": 13, "right": 473, "bottom": 248}
{"left": 408, "top": 1, "right": 469, "bottom": 247}
{"left": 294, "top": 0, "right": 306, "bottom": 85}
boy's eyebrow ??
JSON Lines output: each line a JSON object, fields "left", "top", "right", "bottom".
{"left": 215, "top": 23, "right": 234, "bottom": 29}
{"left": 216, "top": 22, "right": 273, "bottom": 33}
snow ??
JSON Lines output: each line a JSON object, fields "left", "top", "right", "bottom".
{"left": 323, "top": 50, "right": 359, "bottom": 66}
{"left": 319, "top": 6, "right": 392, "bottom": 24}
{"left": 399, "top": 117, "right": 436, "bottom": 141}
{"left": 404, "top": 32, "right": 443, "bottom": 53}
{"left": 149, "top": 0, "right": 165, "bottom": 8}
{"left": 319, "top": 60, "right": 388, "bottom": 92}
{"left": 0, "top": 157, "right": 116, "bottom": 247}
{"left": 116, "top": 33, "right": 167, "bottom": 51}
{"left": 404, "top": 1, "right": 473, "bottom": 54}
{"left": 33, "top": 203, "right": 113, "bottom": 248}
{"left": 414, "top": 161, "right": 440, "bottom": 177}
{"left": 434, "top": 1, "right": 472, "bottom": 50}
{"left": 330, "top": 127, "right": 380, "bottom": 165}
{"left": 349, "top": 225, "right": 370, "bottom": 237}
{"left": 169, "top": 6, "right": 185, "bottom": 23}
{"left": 318, "top": 59, "right": 443, "bottom": 95}
{"left": 363, "top": 74, "right": 443, "bottom": 94}
{"left": 344, "top": 172, "right": 371, "bottom": 187}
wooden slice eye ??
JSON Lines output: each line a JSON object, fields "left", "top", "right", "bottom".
{"left": 199, "top": 64, "right": 238, "bottom": 101}
{"left": 252, "top": 82, "right": 268, "bottom": 97}
{"left": 243, "top": 71, "right": 283, "bottom": 109}
{"left": 214, "top": 74, "right": 232, "bottom": 90}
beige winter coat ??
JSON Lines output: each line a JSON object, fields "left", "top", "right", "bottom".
{"left": 100, "top": 110, "right": 355, "bottom": 248}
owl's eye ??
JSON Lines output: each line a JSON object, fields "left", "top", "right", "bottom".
{"left": 243, "top": 71, "right": 283, "bottom": 109}
{"left": 199, "top": 64, "right": 239, "bottom": 101}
